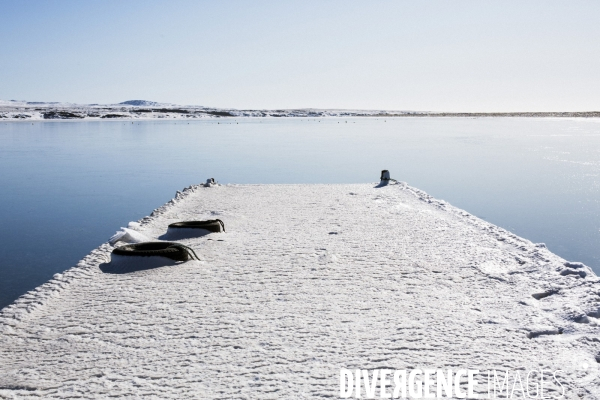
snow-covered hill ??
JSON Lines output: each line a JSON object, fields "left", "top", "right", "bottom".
{"left": 0, "top": 99, "right": 421, "bottom": 120}
{"left": 3, "top": 100, "right": 598, "bottom": 120}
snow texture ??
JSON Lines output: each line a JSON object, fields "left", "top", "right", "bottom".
{"left": 108, "top": 227, "right": 152, "bottom": 245}
{"left": 1, "top": 183, "right": 599, "bottom": 399}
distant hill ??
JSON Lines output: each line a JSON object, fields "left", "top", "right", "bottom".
{"left": 119, "top": 100, "right": 159, "bottom": 106}
{"left": 2, "top": 99, "right": 599, "bottom": 120}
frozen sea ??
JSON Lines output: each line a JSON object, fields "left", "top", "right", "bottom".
{"left": 0, "top": 117, "right": 599, "bottom": 309}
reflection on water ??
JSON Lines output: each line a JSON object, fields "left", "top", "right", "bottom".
{"left": 0, "top": 117, "right": 599, "bottom": 308}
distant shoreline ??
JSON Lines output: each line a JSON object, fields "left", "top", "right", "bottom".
{"left": 1, "top": 100, "right": 599, "bottom": 120}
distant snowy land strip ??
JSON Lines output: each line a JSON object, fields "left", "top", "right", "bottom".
{"left": 0, "top": 183, "right": 599, "bottom": 398}
{"left": 2, "top": 100, "right": 600, "bottom": 120}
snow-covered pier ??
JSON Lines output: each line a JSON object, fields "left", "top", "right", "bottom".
{"left": 1, "top": 183, "right": 599, "bottom": 398}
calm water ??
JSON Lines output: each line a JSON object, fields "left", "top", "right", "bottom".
{"left": 1, "top": 118, "right": 599, "bottom": 309}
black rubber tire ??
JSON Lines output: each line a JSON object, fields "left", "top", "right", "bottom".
{"left": 168, "top": 219, "right": 224, "bottom": 232}
{"left": 112, "top": 242, "right": 193, "bottom": 262}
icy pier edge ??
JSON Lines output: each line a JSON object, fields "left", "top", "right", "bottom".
{"left": 0, "top": 183, "right": 203, "bottom": 323}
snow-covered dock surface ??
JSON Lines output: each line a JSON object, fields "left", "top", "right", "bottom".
{"left": 1, "top": 183, "right": 599, "bottom": 399}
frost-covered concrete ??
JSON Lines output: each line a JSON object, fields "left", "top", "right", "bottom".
{"left": 1, "top": 183, "right": 599, "bottom": 399}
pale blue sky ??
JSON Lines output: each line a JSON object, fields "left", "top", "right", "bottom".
{"left": 1, "top": 1, "right": 599, "bottom": 111}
